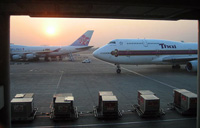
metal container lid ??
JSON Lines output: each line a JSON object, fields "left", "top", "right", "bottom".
{"left": 11, "top": 98, "right": 33, "bottom": 103}
{"left": 64, "top": 96, "right": 74, "bottom": 101}
{"left": 15, "top": 94, "right": 25, "bottom": 98}
{"left": 141, "top": 95, "right": 159, "bottom": 100}
{"left": 24, "top": 93, "right": 34, "bottom": 98}
{"left": 102, "top": 95, "right": 117, "bottom": 101}
{"left": 54, "top": 93, "right": 73, "bottom": 98}
{"left": 173, "top": 89, "right": 190, "bottom": 93}
{"left": 99, "top": 91, "right": 113, "bottom": 96}
{"left": 55, "top": 96, "right": 74, "bottom": 103}
{"left": 182, "top": 92, "right": 197, "bottom": 98}
{"left": 138, "top": 90, "right": 154, "bottom": 95}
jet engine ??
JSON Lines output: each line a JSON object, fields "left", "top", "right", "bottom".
{"left": 186, "top": 60, "right": 197, "bottom": 72}
{"left": 26, "top": 54, "right": 37, "bottom": 60}
{"left": 12, "top": 55, "right": 21, "bottom": 61}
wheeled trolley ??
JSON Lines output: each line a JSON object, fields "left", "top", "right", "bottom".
{"left": 94, "top": 92, "right": 122, "bottom": 119}
{"left": 133, "top": 94, "right": 165, "bottom": 117}
{"left": 11, "top": 93, "right": 38, "bottom": 122}
{"left": 50, "top": 93, "right": 78, "bottom": 121}
{"left": 169, "top": 89, "right": 197, "bottom": 115}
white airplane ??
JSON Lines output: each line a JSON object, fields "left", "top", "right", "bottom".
{"left": 93, "top": 39, "right": 197, "bottom": 73}
{"left": 10, "top": 30, "right": 94, "bottom": 61}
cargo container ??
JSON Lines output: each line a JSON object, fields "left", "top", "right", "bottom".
{"left": 24, "top": 93, "right": 34, "bottom": 98}
{"left": 50, "top": 93, "right": 78, "bottom": 120}
{"left": 98, "top": 91, "right": 113, "bottom": 110}
{"left": 11, "top": 98, "right": 33, "bottom": 118}
{"left": 54, "top": 96, "right": 74, "bottom": 116}
{"left": 140, "top": 95, "right": 160, "bottom": 114}
{"left": 101, "top": 95, "right": 118, "bottom": 115}
{"left": 11, "top": 97, "right": 37, "bottom": 121}
{"left": 14, "top": 93, "right": 34, "bottom": 100}
{"left": 53, "top": 93, "right": 72, "bottom": 105}
{"left": 14, "top": 93, "right": 25, "bottom": 98}
{"left": 94, "top": 93, "right": 122, "bottom": 119}
{"left": 11, "top": 93, "right": 37, "bottom": 121}
{"left": 180, "top": 92, "right": 197, "bottom": 111}
{"left": 137, "top": 90, "right": 155, "bottom": 105}
{"left": 173, "top": 89, "right": 190, "bottom": 108}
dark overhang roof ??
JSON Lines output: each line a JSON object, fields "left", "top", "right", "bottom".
{"left": 1, "top": 0, "right": 200, "bottom": 20}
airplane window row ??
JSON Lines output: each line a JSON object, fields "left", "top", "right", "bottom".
{"left": 127, "top": 43, "right": 143, "bottom": 45}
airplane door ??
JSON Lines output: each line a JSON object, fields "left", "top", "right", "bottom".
{"left": 156, "top": 49, "right": 159, "bottom": 56}
{"left": 143, "top": 39, "right": 148, "bottom": 47}
{"left": 119, "top": 41, "right": 123, "bottom": 45}
{"left": 188, "top": 48, "right": 192, "bottom": 56}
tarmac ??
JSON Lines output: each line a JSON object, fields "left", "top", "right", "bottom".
{"left": 10, "top": 52, "right": 197, "bottom": 128}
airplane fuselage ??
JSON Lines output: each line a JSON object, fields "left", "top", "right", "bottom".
{"left": 10, "top": 30, "right": 94, "bottom": 61}
{"left": 10, "top": 45, "right": 90, "bottom": 56}
{"left": 93, "top": 39, "right": 197, "bottom": 73}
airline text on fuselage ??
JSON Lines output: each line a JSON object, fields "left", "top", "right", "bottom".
{"left": 159, "top": 43, "right": 177, "bottom": 49}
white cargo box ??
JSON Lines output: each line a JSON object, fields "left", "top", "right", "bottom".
{"left": 173, "top": 89, "right": 190, "bottom": 107}
{"left": 140, "top": 95, "right": 160, "bottom": 114}
{"left": 55, "top": 96, "right": 74, "bottom": 103}
{"left": 138, "top": 90, "right": 155, "bottom": 105}
{"left": 15, "top": 93, "right": 34, "bottom": 98}
{"left": 53, "top": 93, "right": 73, "bottom": 104}
{"left": 98, "top": 91, "right": 114, "bottom": 108}
{"left": 54, "top": 96, "right": 74, "bottom": 115}
{"left": 11, "top": 98, "right": 34, "bottom": 118}
{"left": 101, "top": 95, "right": 118, "bottom": 113}
{"left": 102, "top": 95, "right": 117, "bottom": 101}
{"left": 15, "top": 94, "right": 25, "bottom": 98}
{"left": 24, "top": 93, "right": 34, "bottom": 98}
{"left": 99, "top": 91, "right": 114, "bottom": 96}
{"left": 181, "top": 92, "right": 197, "bottom": 111}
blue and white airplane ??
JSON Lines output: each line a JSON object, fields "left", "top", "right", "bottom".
{"left": 93, "top": 39, "right": 197, "bottom": 73}
{"left": 10, "top": 30, "right": 94, "bottom": 61}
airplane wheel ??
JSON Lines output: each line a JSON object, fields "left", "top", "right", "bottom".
{"left": 116, "top": 69, "right": 121, "bottom": 74}
{"left": 59, "top": 56, "right": 63, "bottom": 61}
{"left": 45, "top": 56, "right": 49, "bottom": 61}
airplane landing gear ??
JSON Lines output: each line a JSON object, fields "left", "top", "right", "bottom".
{"left": 45, "top": 56, "right": 49, "bottom": 61}
{"left": 116, "top": 64, "right": 121, "bottom": 74}
{"left": 59, "top": 56, "right": 63, "bottom": 61}
{"left": 116, "top": 69, "right": 121, "bottom": 74}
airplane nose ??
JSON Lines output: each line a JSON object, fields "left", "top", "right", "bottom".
{"left": 93, "top": 49, "right": 100, "bottom": 59}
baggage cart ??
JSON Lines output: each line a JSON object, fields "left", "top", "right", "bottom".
{"left": 169, "top": 89, "right": 197, "bottom": 115}
{"left": 94, "top": 95, "right": 122, "bottom": 119}
{"left": 133, "top": 95, "right": 165, "bottom": 117}
{"left": 173, "top": 89, "right": 190, "bottom": 108}
{"left": 11, "top": 97, "right": 37, "bottom": 122}
{"left": 137, "top": 90, "right": 155, "bottom": 105}
{"left": 50, "top": 93, "right": 78, "bottom": 121}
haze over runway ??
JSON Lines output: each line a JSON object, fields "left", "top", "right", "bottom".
{"left": 11, "top": 16, "right": 198, "bottom": 47}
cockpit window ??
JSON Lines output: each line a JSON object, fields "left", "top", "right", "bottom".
{"left": 108, "top": 41, "right": 116, "bottom": 44}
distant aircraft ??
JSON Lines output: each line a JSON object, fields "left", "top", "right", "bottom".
{"left": 93, "top": 39, "right": 197, "bottom": 73}
{"left": 10, "top": 30, "right": 94, "bottom": 61}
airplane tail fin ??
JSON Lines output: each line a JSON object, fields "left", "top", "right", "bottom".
{"left": 70, "top": 30, "right": 94, "bottom": 46}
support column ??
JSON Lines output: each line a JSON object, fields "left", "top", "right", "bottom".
{"left": 0, "top": 15, "right": 10, "bottom": 128}
{"left": 197, "top": 20, "right": 200, "bottom": 128}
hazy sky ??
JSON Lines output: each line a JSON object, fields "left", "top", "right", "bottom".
{"left": 10, "top": 16, "right": 198, "bottom": 48}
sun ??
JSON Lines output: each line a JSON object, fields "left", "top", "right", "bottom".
{"left": 46, "top": 26, "right": 55, "bottom": 35}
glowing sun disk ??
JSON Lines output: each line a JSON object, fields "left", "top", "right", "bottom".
{"left": 46, "top": 26, "right": 55, "bottom": 35}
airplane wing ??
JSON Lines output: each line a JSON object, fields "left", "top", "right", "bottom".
{"left": 35, "top": 48, "right": 61, "bottom": 54}
{"left": 75, "top": 46, "right": 93, "bottom": 50}
{"left": 162, "top": 55, "right": 197, "bottom": 63}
